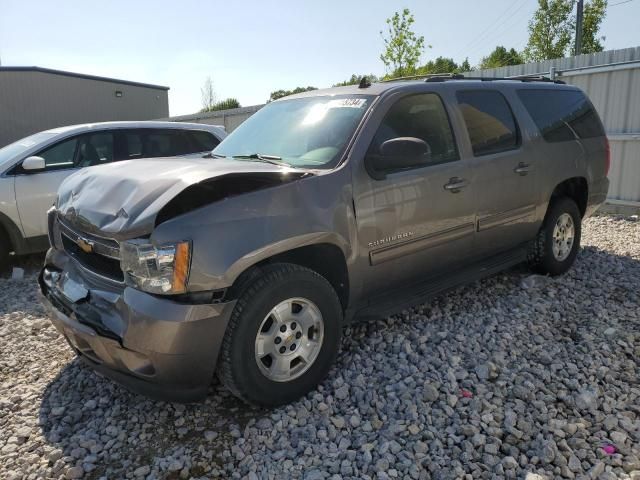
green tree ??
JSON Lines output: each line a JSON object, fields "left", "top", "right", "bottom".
{"left": 524, "top": 0, "right": 608, "bottom": 60}
{"left": 333, "top": 74, "right": 379, "bottom": 87}
{"left": 380, "top": 8, "right": 427, "bottom": 78}
{"left": 268, "top": 86, "right": 318, "bottom": 102}
{"left": 523, "top": 0, "right": 574, "bottom": 61}
{"left": 460, "top": 58, "right": 472, "bottom": 72}
{"left": 417, "top": 57, "right": 459, "bottom": 75}
{"left": 479, "top": 46, "right": 524, "bottom": 69}
{"left": 581, "top": 0, "right": 607, "bottom": 54}
{"left": 200, "top": 98, "right": 241, "bottom": 113}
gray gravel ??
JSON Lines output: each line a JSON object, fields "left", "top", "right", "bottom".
{"left": 1, "top": 215, "right": 639, "bottom": 480}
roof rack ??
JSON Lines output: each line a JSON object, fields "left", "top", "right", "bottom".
{"left": 382, "top": 72, "right": 565, "bottom": 84}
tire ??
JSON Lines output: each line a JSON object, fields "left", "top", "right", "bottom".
{"left": 217, "top": 263, "right": 343, "bottom": 407}
{"left": 528, "top": 196, "right": 582, "bottom": 276}
{"left": 0, "top": 231, "right": 10, "bottom": 272}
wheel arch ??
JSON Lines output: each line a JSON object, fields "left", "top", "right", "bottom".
{"left": 548, "top": 176, "right": 588, "bottom": 218}
{"left": 0, "top": 211, "right": 26, "bottom": 254}
{"left": 228, "top": 242, "right": 350, "bottom": 312}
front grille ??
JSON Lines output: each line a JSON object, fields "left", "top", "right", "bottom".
{"left": 58, "top": 219, "right": 124, "bottom": 283}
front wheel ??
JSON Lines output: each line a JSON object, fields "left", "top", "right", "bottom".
{"left": 217, "top": 263, "right": 342, "bottom": 407}
{"left": 0, "top": 232, "right": 10, "bottom": 272}
{"left": 528, "top": 197, "right": 582, "bottom": 276}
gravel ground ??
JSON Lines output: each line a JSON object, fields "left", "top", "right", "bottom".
{"left": 1, "top": 215, "right": 639, "bottom": 480}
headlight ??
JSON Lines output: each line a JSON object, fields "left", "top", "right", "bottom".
{"left": 120, "top": 240, "right": 191, "bottom": 294}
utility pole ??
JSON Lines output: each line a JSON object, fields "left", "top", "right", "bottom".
{"left": 575, "top": 0, "right": 584, "bottom": 56}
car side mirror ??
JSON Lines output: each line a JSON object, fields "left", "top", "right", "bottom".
{"left": 22, "top": 156, "right": 46, "bottom": 171}
{"left": 366, "top": 137, "right": 430, "bottom": 180}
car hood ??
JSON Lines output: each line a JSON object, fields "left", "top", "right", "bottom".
{"left": 56, "top": 157, "right": 309, "bottom": 240}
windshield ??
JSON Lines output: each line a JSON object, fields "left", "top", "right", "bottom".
{"left": 0, "top": 132, "right": 57, "bottom": 165}
{"left": 213, "top": 95, "right": 375, "bottom": 169}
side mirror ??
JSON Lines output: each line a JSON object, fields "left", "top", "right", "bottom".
{"left": 22, "top": 156, "right": 46, "bottom": 171}
{"left": 367, "top": 137, "right": 430, "bottom": 179}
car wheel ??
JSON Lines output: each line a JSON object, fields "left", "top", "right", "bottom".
{"left": 217, "top": 263, "right": 342, "bottom": 407}
{"left": 0, "top": 231, "right": 10, "bottom": 272}
{"left": 528, "top": 197, "right": 581, "bottom": 276}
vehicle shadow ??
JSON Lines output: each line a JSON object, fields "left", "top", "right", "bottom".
{"left": 0, "top": 252, "right": 45, "bottom": 278}
{"left": 38, "top": 358, "right": 264, "bottom": 478}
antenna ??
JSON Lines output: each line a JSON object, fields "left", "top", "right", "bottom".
{"left": 358, "top": 76, "right": 371, "bottom": 89}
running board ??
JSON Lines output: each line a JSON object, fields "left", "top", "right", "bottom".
{"left": 352, "top": 246, "right": 528, "bottom": 321}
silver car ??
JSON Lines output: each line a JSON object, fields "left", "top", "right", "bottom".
{"left": 0, "top": 121, "right": 226, "bottom": 268}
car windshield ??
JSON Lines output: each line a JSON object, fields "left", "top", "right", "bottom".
{"left": 0, "top": 132, "right": 57, "bottom": 165}
{"left": 213, "top": 95, "right": 375, "bottom": 169}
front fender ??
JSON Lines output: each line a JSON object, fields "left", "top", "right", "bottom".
{"left": 219, "top": 231, "right": 350, "bottom": 289}
{"left": 150, "top": 169, "right": 355, "bottom": 292}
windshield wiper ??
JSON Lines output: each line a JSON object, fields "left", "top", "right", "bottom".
{"left": 204, "top": 152, "right": 227, "bottom": 158}
{"left": 231, "top": 153, "right": 291, "bottom": 167}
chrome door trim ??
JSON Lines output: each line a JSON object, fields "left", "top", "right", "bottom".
{"left": 369, "top": 222, "right": 475, "bottom": 266}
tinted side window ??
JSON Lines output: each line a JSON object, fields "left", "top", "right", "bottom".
{"left": 125, "top": 133, "right": 143, "bottom": 158}
{"left": 37, "top": 137, "right": 79, "bottom": 170}
{"left": 188, "top": 131, "right": 220, "bottom": 152}
{"left": 456, "top": 90, "right": 519, "bottom": 156}
{"left": 140, "top": 130, "right": 191, "bottom": 157}
{"left": 517, "top": 89, "right": 605, "bottom": 142}
{"left": 77, "top": 133, "right": 114, "bottom": 167}
{"left": 144, "top": 131, "right": 174, "bottom": 157}
{"left": 369, "top": 93, "right": 459, "bottom": 167}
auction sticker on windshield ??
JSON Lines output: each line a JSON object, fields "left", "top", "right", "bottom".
{"left": 327, "top": 98, "right": 368, "bottom": 109}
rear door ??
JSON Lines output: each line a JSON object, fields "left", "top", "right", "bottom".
{"left": 455, "top": 89, "right": 539, "bottom": 257}
{"left": 352, "top": 92, "right": 476, "bottom": 295}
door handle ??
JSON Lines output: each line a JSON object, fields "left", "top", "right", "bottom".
{"left": 443, "top": 177, "right": 469, "bottom": 193}
{"left": 514, "top": 162, "right": 531, "bottom": 176}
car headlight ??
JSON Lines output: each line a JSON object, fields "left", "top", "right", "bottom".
{"left": 120, "top": 240, "right": 191, "bottom": 294}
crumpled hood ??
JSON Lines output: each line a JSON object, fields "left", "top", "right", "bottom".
{"left": 56, "top": 157, "right": 305, "bottom": 239}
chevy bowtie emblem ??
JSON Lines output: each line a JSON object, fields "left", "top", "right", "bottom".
{"left": 76, "top": 237, "right": 94, "bottom": 254}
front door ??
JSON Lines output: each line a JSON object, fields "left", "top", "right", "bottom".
{"left": 353, "top": 92, "right": 476, "bottom": 296}
{"left": 15, "top": 132, "right": 115, "bottom": 239}
{"left": 455, "top": 89, "right": 539, "bottom": 258}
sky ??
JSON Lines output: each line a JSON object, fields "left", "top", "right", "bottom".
{"left": 1, "top": 0, "right": 638, "bottom": 116}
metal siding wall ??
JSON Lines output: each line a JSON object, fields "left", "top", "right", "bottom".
{"left": 471, "top": 47, "right": 640, "bottom": 203}
{"left": 0, "top": 71, "right": 169, "bottom": 147}
{"left": 167, "top": 105, "right": 263, "bottom": 133}
{"left": 471, "top": 47, "right": 640, "bottom": 78}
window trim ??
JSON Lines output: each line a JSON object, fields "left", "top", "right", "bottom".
{"left": 366, "top": 92, "right": 461, "bottom": 179}
{"left": 456, "top": 89, "right": 522, "bottom": 158}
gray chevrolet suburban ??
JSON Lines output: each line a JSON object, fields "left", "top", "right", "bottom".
{"left": 39, "top": 75, "right": 610, "bottom": 406}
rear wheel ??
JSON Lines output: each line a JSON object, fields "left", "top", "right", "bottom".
{"left": 528, "top": 197, "right": 581, "bottom": 276}
{"left": 217, "top": 263, "right": 342, "bottom": 407}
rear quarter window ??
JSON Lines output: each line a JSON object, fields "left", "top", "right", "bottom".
{"left": 517, "top": 89, "right": 605, "bottom": 142}
{"left": 188, "top": 131, "right": 220, "bottom": 152}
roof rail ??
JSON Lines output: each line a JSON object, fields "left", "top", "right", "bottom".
{"left": 382, "top": 72, "right": 565, "bottom": 84}
{"left": 380, "top": 73, "right": 463, "bottom": 82}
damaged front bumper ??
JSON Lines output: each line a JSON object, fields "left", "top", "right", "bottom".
{"left": 39, "top": 248, "right": 236, "bottom": 402}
